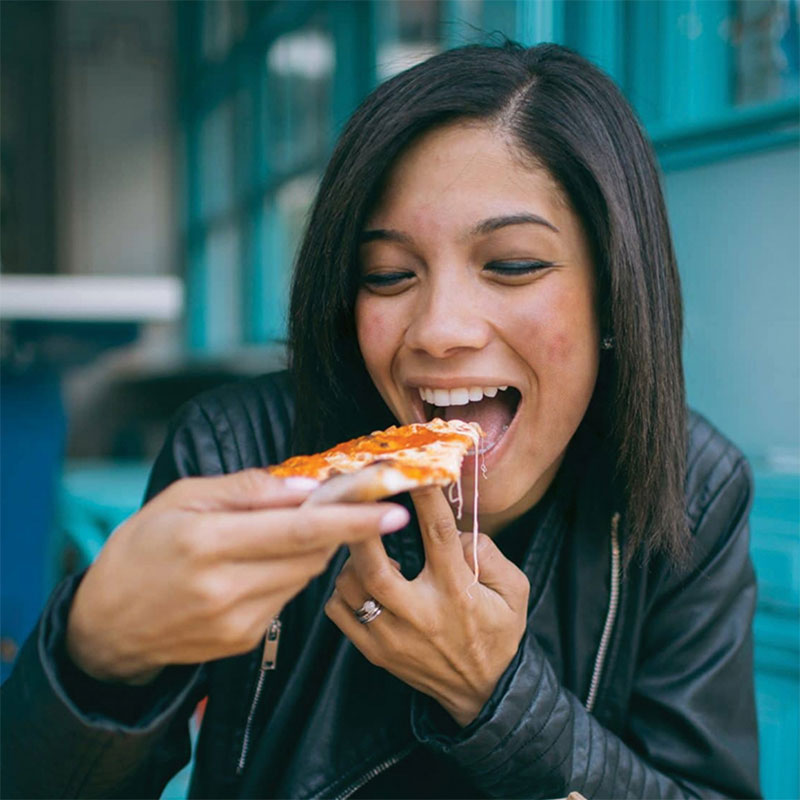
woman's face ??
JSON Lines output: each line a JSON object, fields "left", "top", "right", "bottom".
{"left": 356, "top": 123, "right": 600, "bottom": 533}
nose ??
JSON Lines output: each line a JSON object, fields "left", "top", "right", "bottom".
{"left": 403, "top": 277, "right": 492, "bottom": 358}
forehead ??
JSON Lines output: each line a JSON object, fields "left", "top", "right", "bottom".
{"left": 365, "top": 120, "right": 583, "bottom": 245}
{"left": 368, "top": 122, "right": 570, "bottom": 227}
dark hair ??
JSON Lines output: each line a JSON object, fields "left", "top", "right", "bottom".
{"left": 289, "top": 42, "right": 688, "bottom": 565}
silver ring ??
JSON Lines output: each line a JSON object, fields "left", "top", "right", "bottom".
{"left": 354, "top": 598, "right": 382, "bottom": 624}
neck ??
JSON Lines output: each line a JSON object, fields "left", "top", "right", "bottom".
{"left": 455, "top": 453, "right": 565, "bottom": 537}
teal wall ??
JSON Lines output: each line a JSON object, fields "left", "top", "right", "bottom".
{"left": 664, "top": 144, "right": 800, "bottom": 464}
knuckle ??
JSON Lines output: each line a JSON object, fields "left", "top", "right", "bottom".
{"left": 292, "top": 512, "right": 324, "bottom": 549}
{"left": 364, "top": 648, "right": 386, "bottom": 669}
{"left": 418, "top": 613, "right": 440, "bottom": 641}
{"left": 323, "top": 596, "right": 338, "bottom": 621}
{"left": 237, "top": 469, "right": 272, "bottom": 502}
{"left": 361, "top": 565, "right": 393, "bottom": 597}
{"left": 173, "top": 522, "right": 202, "bottom": 560}
{"left": 193, "top": 572, "right": 228, "bottom": 612}
{"left": 514, "top": 569, "right": 531, "bottom": 598}
{"left": 429, "top": 514, "right": 455, "bottom": 543}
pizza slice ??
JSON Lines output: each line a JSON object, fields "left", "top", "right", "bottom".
{"left": 268, "top": 418, "right": 483, "bottom": 504}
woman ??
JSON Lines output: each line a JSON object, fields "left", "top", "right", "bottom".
{"left": 2, "top": 43, "right": 759, "bottom": 798}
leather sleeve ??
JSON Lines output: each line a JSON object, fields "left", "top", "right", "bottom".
{"left": 413, "top": 457, "right": 759, "bottom": 799}
{"left": 0, "top": 398, "right": 219, "bottom": 799}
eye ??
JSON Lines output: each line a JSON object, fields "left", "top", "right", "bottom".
{"left": 360, "top": 270, "right": 416, "bottom": 295}
{"left": 484, "top": 260, "right": 557, "bottom": 277}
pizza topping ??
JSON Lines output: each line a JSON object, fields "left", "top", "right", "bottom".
{"left": 269, "top": 419, "right": 482, "bottom": 486}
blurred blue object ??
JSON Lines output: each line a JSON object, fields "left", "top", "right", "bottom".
{"left": 0, "top": 368, "right": 65, "bottom": 683}
{"left": 59, "top": 459, "right": 197, "bottom": 800}
{"left": 750, "top": 469, "right": 800, "bottom": 800}
{"left": 59, "top": 460, "right": 153, "bottom": 567}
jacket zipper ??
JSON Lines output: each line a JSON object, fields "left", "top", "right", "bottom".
{"left": 584, "top": 512, "right": 621, "bottom": 713}
{"left": 236, "top": 615, "right": 282, "bottom": 775}
{"left": 332, "top": 744, "right": 417, "bottom": 800}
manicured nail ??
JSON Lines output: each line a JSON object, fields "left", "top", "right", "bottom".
{"left": 283, "top": 477, "right": 320, "bottom": 491}
{"left": 380, "top": 507, "right": 410, "bottom": 533}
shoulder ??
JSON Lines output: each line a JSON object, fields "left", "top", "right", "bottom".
{"left": 643, "top": 410, "right": 755, "bottom": 595}
{"left": 685, "top": 409, "right": 753, "bottom": 543}
{"left": 145, "top": 371, "right": 296, "bottom": 499}
{"left": 184, "top": 370, "right": 295, "bottom": 441}
{"left": 637, "top": 410, "right": 756, "bottom": 621}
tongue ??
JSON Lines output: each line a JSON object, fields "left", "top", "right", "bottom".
{"left": 443, "top": 395, "right": 514, "bottom": 446}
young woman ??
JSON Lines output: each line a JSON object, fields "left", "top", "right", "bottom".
{"left": 2, "top": 43, "right": 759, "bottom": 799}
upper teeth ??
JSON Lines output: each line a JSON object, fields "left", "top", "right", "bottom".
{"left": 418, "top": 385, "right": 509, "bottom": 406}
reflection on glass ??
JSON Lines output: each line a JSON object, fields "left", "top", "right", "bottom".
{"left": 264, "top": 27, "right": 335, "bottom": 172}
{"left": 202, "top": 0, "right": 248, "bottom": 63}
{"left": 732, "top": 0, "right": 800, "bottom": 106}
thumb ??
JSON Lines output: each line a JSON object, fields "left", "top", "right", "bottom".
{"left": 459, "top": 532, "right": 529, "bottom": 612}
{"left": 157, "top": 469, "right": 319, "bottom": 512}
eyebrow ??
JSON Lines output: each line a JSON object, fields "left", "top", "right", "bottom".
{"left": 470, "top": 213, "right": 559, "bottom": 236}
{"left": 361, "top": 212, "right": 559, "bottom": 245}
{"left": 360, "top": 228, "right": 414, "bottom": 245}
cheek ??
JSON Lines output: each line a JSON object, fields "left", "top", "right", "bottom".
{"left": 355, "top": 297, "right": 398, "bottom": 375}
{"left": 522, "top": 295, "right": 595, "bottom": 359}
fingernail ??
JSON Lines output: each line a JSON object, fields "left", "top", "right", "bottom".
{"left": 283, "top": 477, "right": 320, "bottom": 491}
{"left": 380, "top": 507, "right": 410, "bottom": 533}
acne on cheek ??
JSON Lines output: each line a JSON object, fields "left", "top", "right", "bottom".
{"left": 545, "top": 331, "right": 575, "bottom": 364}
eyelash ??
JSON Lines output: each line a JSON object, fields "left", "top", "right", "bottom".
{"left": 361, "top": 271, "right": 414, "bottom": 287}
{"left": 484, "top": 260, "right": 556, "bottom": 275}
{"left": 359, "top": 260, "right": 557, "bottom": 290}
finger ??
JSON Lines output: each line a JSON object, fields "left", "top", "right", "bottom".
{"left": 325, "top": 590, "right": 392, "bottom": 666}
{"left": 199, "top": 502, "right": 410, "bottom": 561}
{"left": 160, "top": 469, "right": 320, "bottom": 513}
{"left": 411, "top": 486, "right": 472, "bottom": 583}
{"left": 332, "top": 559, "right": 371, "bottom": 611}
{"left": 459, "top": 532, "right": 530, "bottom": 613}
{"left": 347, "top": 539, "right": 411, "bottom": 611}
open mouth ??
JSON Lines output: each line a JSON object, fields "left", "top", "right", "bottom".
{"left": 418, "top": 385, "right": 522, "bottom": 454}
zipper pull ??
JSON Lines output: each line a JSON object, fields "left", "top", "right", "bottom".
{"left": 261, "top": 616, "right": 282, "bottom": 670}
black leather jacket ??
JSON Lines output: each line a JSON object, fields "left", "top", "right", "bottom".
{"left": 1, "top": 372, "right": 760, "bottom": 798}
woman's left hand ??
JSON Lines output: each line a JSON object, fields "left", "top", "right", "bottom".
{"left": 324, "top": 486, "right": 530, "bottom": 727}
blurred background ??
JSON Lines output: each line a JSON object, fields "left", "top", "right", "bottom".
{"left": 1, "top": 0, "right": 798, "bottom": 796}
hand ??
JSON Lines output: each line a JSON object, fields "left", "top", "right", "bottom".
{"left": 325, "top": 487, "right": 529, "bottom": 727}
{"left": 66, "top": 470, "right": 410, "bottom": 685}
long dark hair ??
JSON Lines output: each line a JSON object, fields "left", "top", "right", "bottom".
{"left": 289, "top": 42, "right": 687, "bottom": 565}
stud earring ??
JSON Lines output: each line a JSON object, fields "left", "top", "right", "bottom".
{"left": 601, "top": 335, "right": 615, "bottom": 351}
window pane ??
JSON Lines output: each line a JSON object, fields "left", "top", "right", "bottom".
{"left": 264, "top": 25, "right": 335, "bottom": 173}
{"left": 731, "top": 0, "right": 800, "bottom": 106}
{"left": 204, "top": 220, "right": 242, "bottom": 351}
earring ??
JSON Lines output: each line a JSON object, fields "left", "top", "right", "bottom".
{"left": 601, "top": 335, "right": 615, "bottom": 351}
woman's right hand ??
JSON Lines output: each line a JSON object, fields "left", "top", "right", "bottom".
{"left": 65, "top": 470, "right": 409, "bottom": 685}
